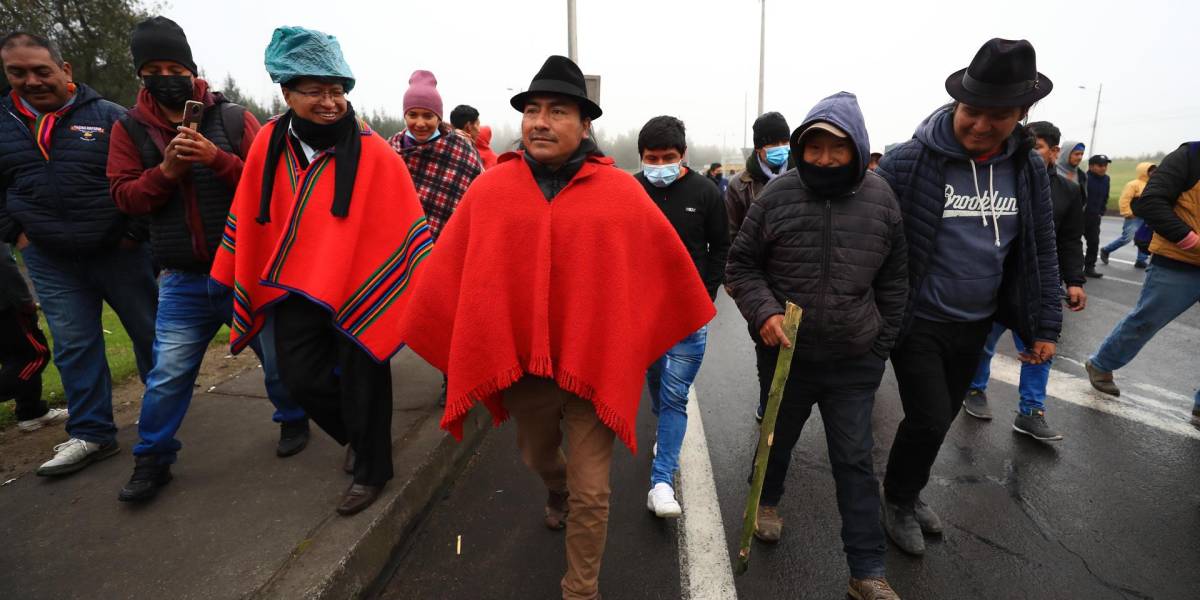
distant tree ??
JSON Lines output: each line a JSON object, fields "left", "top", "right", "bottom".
{"left": 216, "top": 73, "right": 274, "bottom": 122}
{"left": 1, "top": 0, "right": 156, "bottom": 107}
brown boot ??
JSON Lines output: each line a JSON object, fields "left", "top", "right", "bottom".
{"left": 337, "top": 483, "right": 381, "bottom": 516}
{"left": 753, "top": 505, "right": 782, "bottom": 543}
{"left": 544, "top": 489, "right": 569, "bottom": 530}
{"left": 847, "top": 577, "right": 901, "bottom": 600}
{"left": 1085, "top": 360, "right": 1120, "bottom": 396}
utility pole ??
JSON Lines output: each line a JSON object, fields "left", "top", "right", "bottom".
{"left": 1089, "top": 83, "right": 1102, "bottom": 153}
{"left": 567, "top": 0, "right": 578, "bottom": 62}
{"left": 757, "top": 0, "right": 765, "bottom": 116}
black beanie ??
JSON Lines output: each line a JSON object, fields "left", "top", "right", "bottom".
{"left": 131, "top": 16, "right": 197, "bottom": 75}
{"left": 752, "top": 111, "right": 790, "bottom": 149}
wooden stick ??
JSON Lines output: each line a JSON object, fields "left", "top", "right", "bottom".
{"left": 734, "top": 302, "right": 803, "bottom": 576}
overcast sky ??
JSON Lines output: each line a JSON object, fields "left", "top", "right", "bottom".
{"left": 161, "top": 0, "right": 1196, "bottom": 158}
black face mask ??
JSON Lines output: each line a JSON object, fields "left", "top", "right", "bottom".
{"left": 799, "top": 162, "right": 859, "bottom": 197}
{"left": 143, "top": 75, "right": 193, "bottom": 110}
{"left": 290, "top": 105, "right": 355, "bottom": 151}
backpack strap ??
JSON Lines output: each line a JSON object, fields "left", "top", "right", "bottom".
{"left": 216, "top": 102, "right": 247, "bottom": 157}
{"left": 119, "top": 114, "right": 159, "bottom": 170}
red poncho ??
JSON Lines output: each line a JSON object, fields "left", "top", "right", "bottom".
{"left": 211, "top": 118, "right": 432, "bottom": 361}
{"left": 398, "top": 152, "right": 716, "bottom": 451}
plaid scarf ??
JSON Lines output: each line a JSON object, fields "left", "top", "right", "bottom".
{"left": 11, "top": 91, "right": 75, "bottom": 160}
{"left": 388, "top": 124, "right": 482, "bottom": 238}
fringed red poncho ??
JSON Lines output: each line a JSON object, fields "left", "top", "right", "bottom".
{"left": 398, "top": 152, "right": 716, "bottom": 452}
{"left": 211, "top": 119, "right": 432, "bottom": 362}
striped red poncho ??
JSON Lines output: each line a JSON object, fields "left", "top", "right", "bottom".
{"left": 211, "top": 118, "right": 432, "bottom": 361}
{"left": 398, "top": 152, "right": 716, "bottom": 452}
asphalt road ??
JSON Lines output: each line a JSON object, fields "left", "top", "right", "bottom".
{"left": 377, "top": 216, "right": 1200, "bottom": 600}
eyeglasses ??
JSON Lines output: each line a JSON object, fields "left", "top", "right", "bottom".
{"left": 292, "top": 89, "right": 346, "bottom": 101}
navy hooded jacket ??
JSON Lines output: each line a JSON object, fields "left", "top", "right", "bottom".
{"left": 876, "top": 104, "right": 1062, "bottom": 345}
{"left": 726, "top": 92, "right": 908, "bottom": 361}
{"left": 0, "top": 84, "right": 137, "bottom": 256}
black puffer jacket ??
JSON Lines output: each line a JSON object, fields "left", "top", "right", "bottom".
{"left": 726, "top": 92, "right": 908, "bottom": 360}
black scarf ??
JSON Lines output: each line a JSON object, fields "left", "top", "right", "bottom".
{"left": 257, "top": 105, "right": 361, "bottom": 224}
{"left": 798, "top": 162, "right": 859, "bottom": 198}
{"left": 523, "top": 137, "right": 600, "bottom": 201}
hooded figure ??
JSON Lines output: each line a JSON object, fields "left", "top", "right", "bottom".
{"left": 1119, "top": 162, "right": 1155, "bottom": 218}
{"left": 474, "top": 125, "right": 498, "bottom": 169}
{"left": 725, "top": 92, "right": 908, "bottom": 597}
{"left": 1056, "top": 139, "right": 1086, "bottom": 183}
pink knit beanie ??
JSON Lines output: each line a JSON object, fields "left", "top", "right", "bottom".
{"left": 403, "top": 70, "right": 443, "bottom": 118}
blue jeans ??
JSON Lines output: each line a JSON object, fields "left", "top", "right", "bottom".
{"left": 19, "top": 243, "right": 157, "bottom": 444}
{"left": 645, "top": 326, "right": 707, "bottom": 486}
{"left": 1102, "top": 217, "right": 1150, "bottom": 263}
{"left": 134, "top": 271, "right": 304, "bottom": 463}
{"left": 1091, "top": 261, "right": 1200, "bottom": 412}
{"left": 969, "top": 321, "right": 1051, "bottom": 415}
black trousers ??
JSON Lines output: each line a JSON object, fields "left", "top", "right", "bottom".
{"left": 883, "top": 317, "right": 992, "bottom": 506}
{"left": 1084, "top": 212, "right": 1103, "bottom": 270}
{"left": 274, "top": 295, "right": 393, "bottom": 486}
{"left": 753, "top": 345, "right": 887, "bottom": 578}
{"left": 0, "top": 306, "right": 50, "bottom": 420}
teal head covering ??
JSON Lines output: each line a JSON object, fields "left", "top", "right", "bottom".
{"left": 264, "top": 26, "right": 356, "bottom": 91}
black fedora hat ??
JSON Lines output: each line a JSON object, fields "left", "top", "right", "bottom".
{"left": 945, "top": 38, "right": 1053, "bottom": 107}
{"left": 510, "top": 55, "right": 602, "bottom": 120}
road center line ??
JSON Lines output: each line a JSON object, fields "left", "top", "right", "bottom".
{"left": 987, "top": 354, "right": 1200, "bottom": 440}
{"left": 677, "top": 386, "right": 738, "bottom": 600}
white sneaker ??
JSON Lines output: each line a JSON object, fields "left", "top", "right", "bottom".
{"left": 18, "top": 407, "right": 69, "bottom": 433}
{"left": 36, "top": 437, "right": 120, "bottom": 477}
{"left": 647, "top": 482, "right": 682, "bottom": 518}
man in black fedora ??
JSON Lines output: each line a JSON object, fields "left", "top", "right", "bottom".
{"left": 398, "top": 55, "right": 715, "bottom": 600}
{"left": 874, "top": 38, "right": 1063, "bottom": 556}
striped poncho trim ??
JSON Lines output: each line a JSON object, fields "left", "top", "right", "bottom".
{"left": 222, "top": 120, "right": 433, "bottom": 358}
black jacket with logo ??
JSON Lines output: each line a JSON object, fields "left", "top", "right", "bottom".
{"left": 635, "top": 169, "right": 729, "bottom": 299}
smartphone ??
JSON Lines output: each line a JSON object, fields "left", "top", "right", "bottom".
{"left": 183, "top": 100, "right": 203, "bottom": 131}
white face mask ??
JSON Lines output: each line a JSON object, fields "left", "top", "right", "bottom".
{"left": 643, "top": 162, "right": 681, "bottom": 187}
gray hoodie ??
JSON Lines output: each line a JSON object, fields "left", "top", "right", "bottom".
{"left": 912, "top": 105, "right": 1022, "bottom": 323}
{"left": 1056, "top": 139, "right": 1086, "bottom": 184}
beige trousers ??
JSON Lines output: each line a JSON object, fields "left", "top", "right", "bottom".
{"left": 503, "top": 377, "right": 616, "bottom": 600}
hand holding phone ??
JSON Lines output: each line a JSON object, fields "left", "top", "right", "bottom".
{"left": 183, "top": 100, "right": 203, "bottom": 131}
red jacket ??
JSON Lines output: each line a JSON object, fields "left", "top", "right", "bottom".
{"left": 475, "top": 125, "right": 498, "bottom": 169}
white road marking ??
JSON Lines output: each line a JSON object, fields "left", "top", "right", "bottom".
{"left": 1110, "top": 257, "right": 1137, "bottom": 266}
{"left": 677, "top": 386, "right": 738, "bottom": 600}
{"left": 987, "top": 353, "right": 1200, "bottom": 440}
{"left": 1096, "top": 274, "right": 1144, "bottom": 287}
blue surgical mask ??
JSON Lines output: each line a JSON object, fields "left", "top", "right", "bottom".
{"left": 765, "top": 145, "right": 790, "bottom": 167}
{"left": 643, "top": 162, "right": 681, "bottom": 188}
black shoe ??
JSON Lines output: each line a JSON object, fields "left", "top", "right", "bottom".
{"left": 277, "top": 419, "right": 310, "bottom": 457}
{"left": 1100, "top": 249, "right": 1110, "bottom": 265}
{"left": 118, "top": 455, "right": 173, "bottom": 502}
{"left": 1134, "top": 261, "right": 1148, "bottom": 269}
{"left": 1084, "top": 268, "right": 1105, "bottom": 279}
{"left": 337, "top": 483, "right": 382, "bottom": 516}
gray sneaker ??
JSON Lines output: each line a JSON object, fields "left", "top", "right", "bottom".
{"left": 913, "top": 496, "right": 943, "bottom": 534}
{"left": 882, "top": 500, "right": 925, "bottom": 555}
{"left": 1013, "top": 410, "right": 1063, "bottom": 441}
{"left": 962, "top": 389, "right": 992, "bottom": 420}
{"left": 1085, "top": 360, "right": 1120, "bottom": 396}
